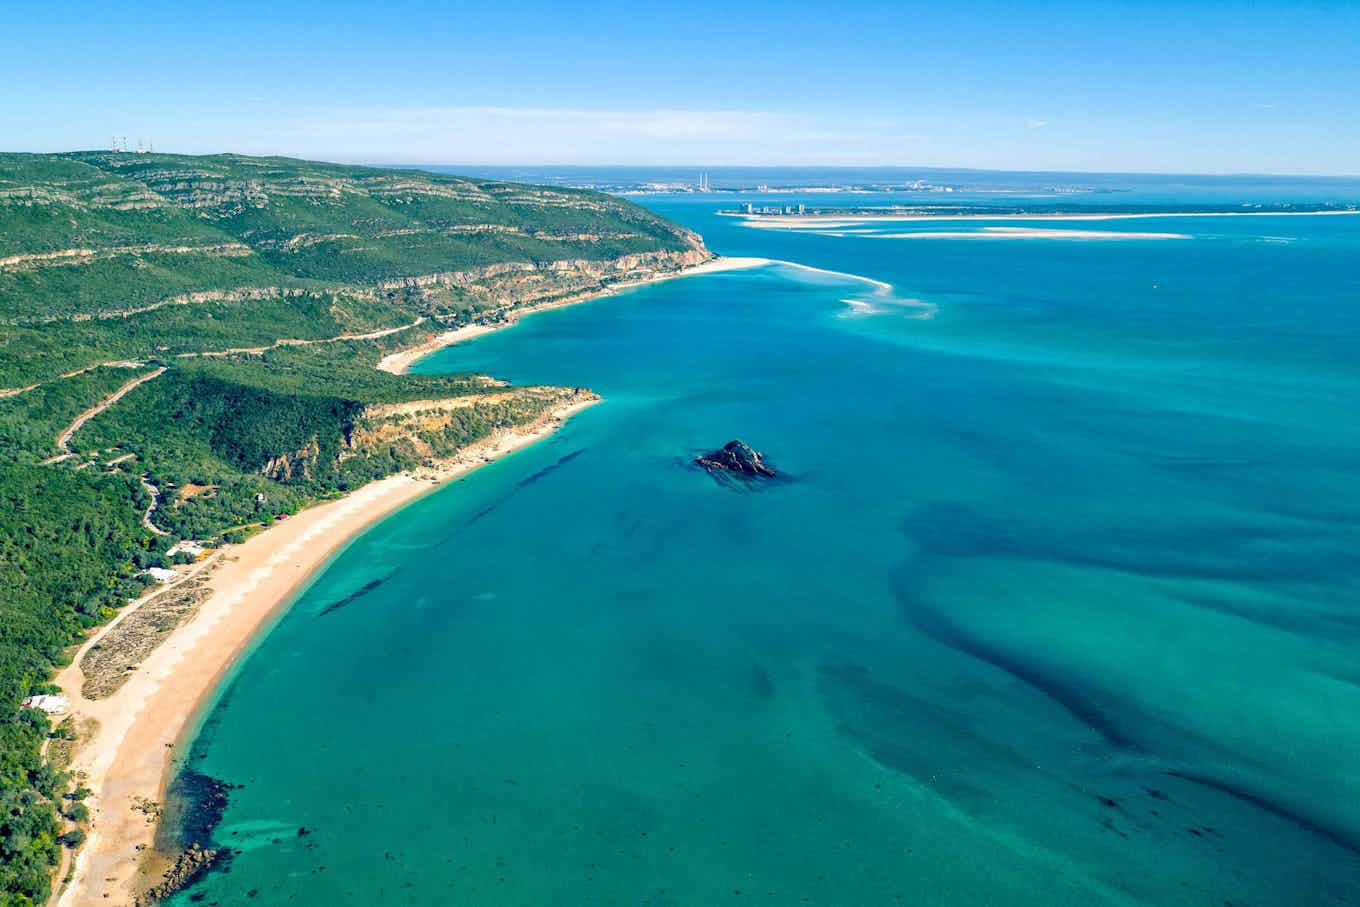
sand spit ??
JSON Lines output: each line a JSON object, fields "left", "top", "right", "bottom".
{"left": 732, "top": 209, "right": 1360, "bottom": 230}
{"left": 765, "top": 259, "right": 893, "bottom": 292}
{"left": 763, "top": 259, "right": 936, "bottom": 319}
{"left": 874, "top": 227, "right": 1191, "bottom": 240}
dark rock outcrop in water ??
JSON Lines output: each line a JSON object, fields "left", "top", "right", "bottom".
{"left": 695, "top": 440, "right": 776, "bottom": 478}
{"left": 135, "top": 845, "right": 223, "bottom": 906}
{"left": 140, "top": 770, "right": 238, "bottom": 904}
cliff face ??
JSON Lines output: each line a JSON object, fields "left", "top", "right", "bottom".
{"left": 347, "top": 387, "right": 591, "bottom": 462}
{"left": 377, "top": 247, "right": 709, "bottom": 293}
{"left": 245, "top": 388, "right": 592, "bottom": 480}
{"left": 380, "top": 247, "right": 711, "bottom": 318}
{"left": 259, "top": 436, "right": 323, "bottom": 481}
{"left": 350, "top": 392, "right": 519, "bottom": 457}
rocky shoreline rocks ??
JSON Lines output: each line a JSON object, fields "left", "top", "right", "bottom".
{"left": 134, "top": 844, "right": 223, "bottom": 906}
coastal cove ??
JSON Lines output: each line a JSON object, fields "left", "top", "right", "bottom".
{"left": 0, "top": 152, "right": 735, "bottom": 906}
{"left": 157, "top": 192, "right": 1360, "bottom": 906}
{"left": 54, "top": 254, "right": 778, "bottom": 906}
{"left": 48, "top": 255, "right": 788, "bottom": 907}
{"left": 55, "top": 394, "right": 600, "bottom": 905}
{"left": 10, "top": 3, "right": 1360, "bottom": 903}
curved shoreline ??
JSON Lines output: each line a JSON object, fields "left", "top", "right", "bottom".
{"left": 762, "top": 258, "right": 939, "bottom": 319}
{"left": 375, "top": 255, "right": 910, "bottom": 376}
{"left": 53, "top": 254, "right": 774, "bottom": 905}
{"left": 51, "top": 252, "right": 882, "bottom": 905}
{"left": 54, "top": 395, "right": 599, "bottom": 906}
{"left": 377, "top": 256, "right": 772, "bottom": 374}
{"left": 765, "top": 258, "right": 893, "bottom": 293}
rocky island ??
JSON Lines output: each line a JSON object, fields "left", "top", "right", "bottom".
{"left": 696, "top": 440, "right": 776, "bottom": 478}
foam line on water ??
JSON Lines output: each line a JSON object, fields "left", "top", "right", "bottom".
{"left": 766, "top": 258, "right": 938, "bottom": 319}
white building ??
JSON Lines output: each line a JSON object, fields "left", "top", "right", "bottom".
{"left": 21, "top": 694, "right": 68, "bottom": 714}
{"left": 168, "top": 540, "right": 207, "bottom": 558}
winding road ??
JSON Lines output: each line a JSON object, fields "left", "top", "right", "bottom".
{"left": 41, "top": 367, "right": 167, "bottom": 464}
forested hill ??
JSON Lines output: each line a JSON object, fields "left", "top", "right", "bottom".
{"left": 0, "top": 152, "right": 706, "bottom": 384}
{"left": 0, "top": 152, "right": 708, "bottom": 903}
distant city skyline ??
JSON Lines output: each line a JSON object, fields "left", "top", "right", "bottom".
{"left": 6, "top": 0, "right": 1359, "bottom": 175}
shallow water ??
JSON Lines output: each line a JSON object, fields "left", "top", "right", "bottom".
{"left": 170, "top": 185, "right": 1360, "bottom": 905}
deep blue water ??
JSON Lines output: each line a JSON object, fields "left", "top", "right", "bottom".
{"left": 171, "top": 175, "right": 1360, "bottom": 905}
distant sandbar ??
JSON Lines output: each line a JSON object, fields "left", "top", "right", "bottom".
{"left": 732, "top": 209, "right": 1360, "bottom": 230}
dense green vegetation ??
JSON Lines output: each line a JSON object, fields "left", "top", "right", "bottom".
{"left": 0, "top": 151, "right": 702, "bottom": 903}
{"left": 0, "top": 292, "right": 419, "bottom": 387}
{"left": 0, "top": 367, "right": 147, "bottom": 463}
{"left": 0, "top": 466, "right": 156, "bottom": 903}
{"left": 0, "top": 151, "right": 698, "bottom": 384}
{"left": 0, "top": 151, "right": 694, "bottom": 320}
{"left": 72, "top": 349, "right": 575, "bottom": 547}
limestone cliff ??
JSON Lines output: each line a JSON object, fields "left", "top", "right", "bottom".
{"left": 379, "top": 247, "right": 711, "bottom": 318}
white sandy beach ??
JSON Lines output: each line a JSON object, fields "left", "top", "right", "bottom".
{"left": 53, "top": 395, "right": 597, "bottom": 906}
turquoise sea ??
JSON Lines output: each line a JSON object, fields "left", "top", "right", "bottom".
{"left": 169, "top": 175, "right": 1360, "bottom": 905}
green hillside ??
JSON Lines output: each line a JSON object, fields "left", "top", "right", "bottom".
{"left": 0, "top": 152, "right": 703, "bottom": 381}
{"left": 0, "top": 152, "right": 707, "bottom": 904}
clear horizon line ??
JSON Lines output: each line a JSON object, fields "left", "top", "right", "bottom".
{"left": 350, "top": 158, "right": 1360, "bottom": 181}
{"left": 16, "top": 146, "right": 1360, "bottom": 180}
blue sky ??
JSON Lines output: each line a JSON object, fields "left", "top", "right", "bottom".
{"left": 5, "top": 0, "right": 1358, "bottom": 174}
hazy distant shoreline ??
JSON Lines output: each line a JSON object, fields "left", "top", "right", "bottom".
{"left": 726, "top": 208, "right": 1360, "bottom": 229}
